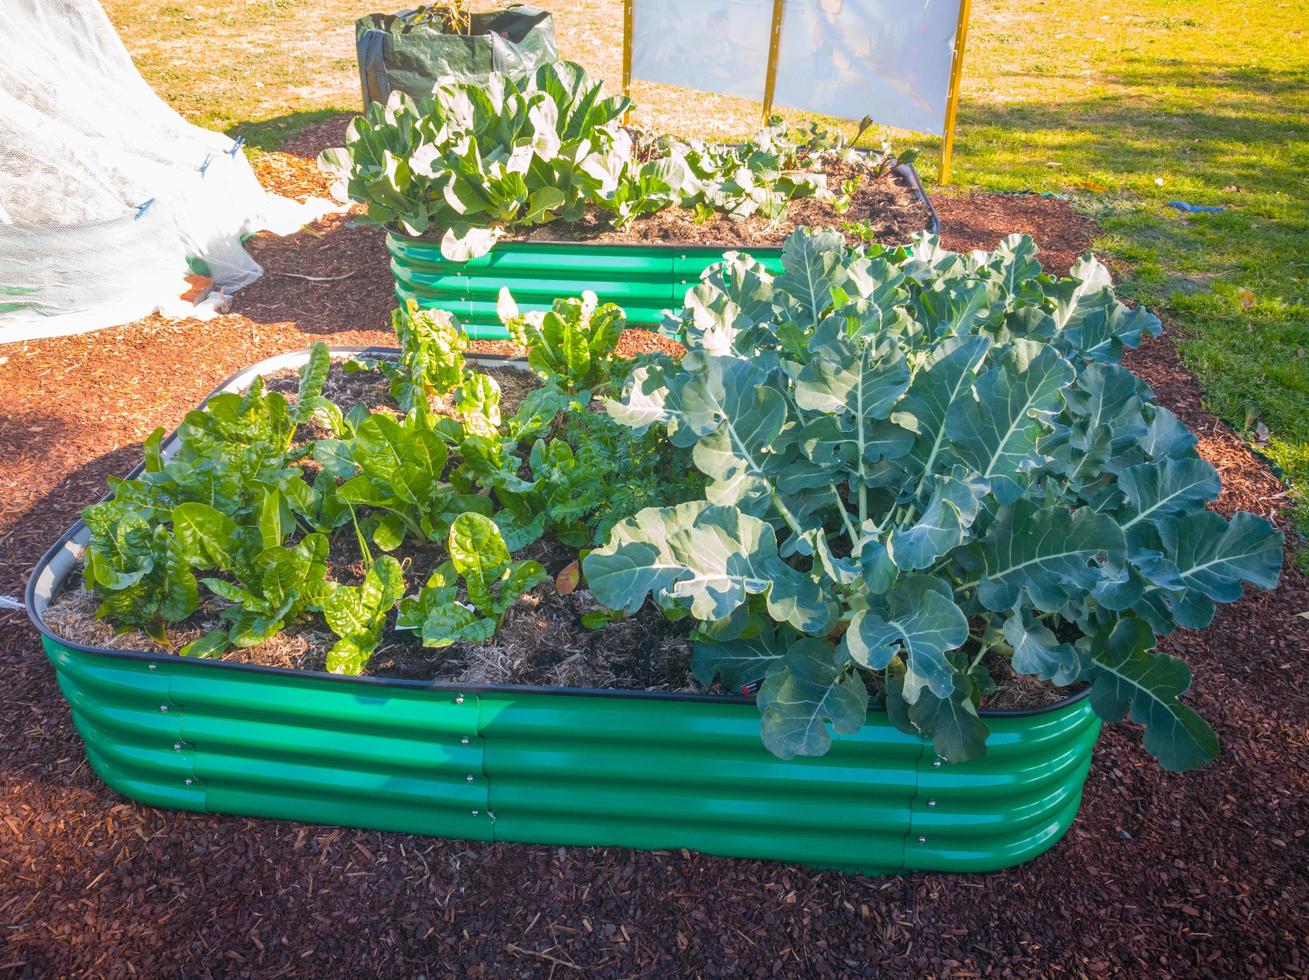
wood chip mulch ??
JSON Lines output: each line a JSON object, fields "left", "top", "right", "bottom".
{"left": 1, "top": 132, "right": 1306, "bottom": 978}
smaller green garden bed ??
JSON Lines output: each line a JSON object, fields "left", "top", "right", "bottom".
{"left": 387, "top": 164, "right": 937, "bottom": 338}
{"left": 323, "top": 60, "right": 938, "bottom": 338}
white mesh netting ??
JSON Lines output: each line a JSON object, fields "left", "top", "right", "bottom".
{"left": 0, "top": 0, "right": 338, "bottom": 343}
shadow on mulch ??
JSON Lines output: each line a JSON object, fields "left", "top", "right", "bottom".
{"left": 0, "top": 128, "right": 1306, "bottom": 977}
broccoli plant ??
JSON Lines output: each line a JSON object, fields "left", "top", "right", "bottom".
{"left": 396, "top": 512, "right": 545, "bottom": 647}
{"left": 585, "top": 229, "right": 1282, "bottom": 769}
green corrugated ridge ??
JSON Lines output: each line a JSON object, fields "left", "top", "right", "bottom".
{"left": 387, "top": 234, "right": 787, "bottom": 339}
{"left": 43, "top": 637, "right": 1098, "bottom": 874}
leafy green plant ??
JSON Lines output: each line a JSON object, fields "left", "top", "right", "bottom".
{"left": 374, "top": 300, "right": 469, "bottom": 410}
{"left": 323, "top": 64, "right": 913, "bottom": 259}
{"left": 585, "top": 229, "right": 1283, "bottom": 769}
{"left": 79, "top": 346, "right": 335, "bottom": 639}
{"left": 323, "top": 555, "right": 407, "bottom": 674}
{"left": 498, "top": 289, "right": 625, "bottom": 393}
{"left": 396, "top": 512, "right": 546, "bottom": 646}
{"left": 81, "top": 500, "right": 198, "bottom": 642}
{"left": 320, "top": 61, "right": 632, "bottom": 258}
{"left": 170, "top": 501, "right": 333, "bottom": 658}
{"left": 315, "top": 403, "right": 491, "bottom": 551}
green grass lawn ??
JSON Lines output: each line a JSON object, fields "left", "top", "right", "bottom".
{"left": 104, "top": 0, "right": 1309, "bottom": 547}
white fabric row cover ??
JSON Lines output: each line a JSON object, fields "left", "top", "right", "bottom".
{"left": 0, "top": 0, "right": 337, "bottom": 343}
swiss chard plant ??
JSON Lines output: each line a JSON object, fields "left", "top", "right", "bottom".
{"left": 396, "top": 512, "right": 546, "bottom": 647}
{"left": 585, "top": 229, "right": 1283, "bottom": 769}
{"left": 79, "top": 345, "right": 335, "bottom": 640}
{"left": 315, "top": 401, "right": 491, "bottom": 552}
{"left": 498, "top": 289, "right": 625, "bottom": 394}
{"left": 323, "top": 555, "right": 407, "bottom": 675}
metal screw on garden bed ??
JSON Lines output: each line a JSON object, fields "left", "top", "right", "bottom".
{"left": 173, "top": 742, "right": 183, "bottom": 751}
{"left": 932, "top": 758, "right": 942, "bottom": 767}
{"left": 927, "top": 799, "right": 937, "bottom": 807}
{"left": 466, "top": 774, "right": 475, "bottom": 782}
{"left": 918, "top": 836, "right": 927, "bottom": 844}
{"left": 148, "top": 663, "right": 156, "bottom": 671}
{"left": 454, "top": 694, "right": 464, "bottom": 704}
{"left": 461, "top": 736, "right": 470, "bottom": 745}
{"left": 185, "top": 778, "right": 193, "bottom": 786}
{"left": 159, "top": 704, "right": 168, "bottom": 713}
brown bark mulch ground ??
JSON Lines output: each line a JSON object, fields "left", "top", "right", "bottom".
{"left": 0, "top": 133, "right": 1306, "bottom": 978}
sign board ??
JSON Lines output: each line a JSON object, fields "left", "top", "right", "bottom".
{"left": 628, "top": 0, "right": 965, "bottom": 137}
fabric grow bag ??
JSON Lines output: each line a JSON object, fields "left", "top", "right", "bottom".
{"left": 28, "top": 348, "right": 1100, "bottom": 875}
{"left": 356, "top": 4, "right": 557, "bottom": 106}
{"left": 388, "top": 163, "right": 941, "bottom": 339}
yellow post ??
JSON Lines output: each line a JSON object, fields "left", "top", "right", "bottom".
{"left": 760, "top": 0, "right": 786, "bottom": 122}
{"left": 622, "top": 0, "right": 634, "bottom": 123}
{"left": 939, "top": 0, "right": 973, "bottom": 185}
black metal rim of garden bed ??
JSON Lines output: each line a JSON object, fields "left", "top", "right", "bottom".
{"left": 26, "top": 345, "right": 1086, "bottom": 718}
{"left": 386, "top": 161, "right": 941, "bottom": 250}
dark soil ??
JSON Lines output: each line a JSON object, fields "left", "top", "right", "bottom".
{"left": 43, "top": 356, "right": 695, "bottom": 692}
{"left": 508, "top": 161, "right": 932, "bottom": 248}
{"left": 1, "top": 128, "right": 1306, "bottom": 977}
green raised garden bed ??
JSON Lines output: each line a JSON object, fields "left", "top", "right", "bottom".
{"left": 28, "top": 348, "right": 1099, "bottom": 875}
{"left": 389, "top": 164, "right": 940, "bottom": 339}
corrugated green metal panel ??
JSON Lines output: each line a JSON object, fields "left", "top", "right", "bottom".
{"left": 387, "top": 233, "right": 786, "bottom": 338}
{"left": 42, "top": 636, "right": 1098, "bottom": 873}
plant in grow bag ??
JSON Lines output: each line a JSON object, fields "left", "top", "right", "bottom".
{"left": 585, "top": 229, "right": 1282, "bottom": 768}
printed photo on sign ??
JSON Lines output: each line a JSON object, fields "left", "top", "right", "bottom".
{"left": 773, "top": 0, "right": 961, "bottom": 134}
{"left": 629, "top": 0, "right": 773, "bottom": 102}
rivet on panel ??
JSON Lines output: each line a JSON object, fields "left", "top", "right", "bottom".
{"left": 159, "top": 705, "right": 169, "bottom": 713}
{"left": 454, "top": 694, "right": 465, "bottom": 705}
{"left": 931, "top": 758, "right": 942, "bottom": 767}
{"left": 927, "top": 799, "right": 937, "bottom": 807}
{"left": 460, "top": 736, "right": 470, "bottom": 745}
{"left": 173, "top": 742, "right": 183, "bottom": 751}
{"left": 917, "top": 836, "right": 927, "bottom": 844}
{"left": 148, "top": 663, "right": 157, "bottom": 671}
{"left": 466, "top": 774, "right": 475, "bottom": 783}
{"left": 184, "top": 778, "right": 194, "bottom": 786}
{"left": 471, "top": 810, "right": 480, "bottom": 816}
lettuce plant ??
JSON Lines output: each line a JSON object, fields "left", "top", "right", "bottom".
{"left": 585, "top": 229, "right": 1283, "bottom": 769}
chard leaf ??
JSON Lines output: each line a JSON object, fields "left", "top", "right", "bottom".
{"left": 758, "top": 639, "right": 868, "bottom": 759}
{"left": 171, "top": 503, "right": 247, "bottom": 574}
